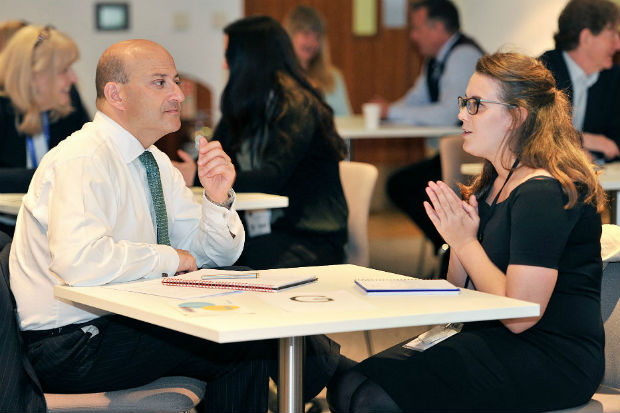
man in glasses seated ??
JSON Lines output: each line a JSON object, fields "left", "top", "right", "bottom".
{"left": 374, "top": 0, "right": 484, "bottom": 261}
{"left": 540, "top": 0, "right": 620, "bottom": 163}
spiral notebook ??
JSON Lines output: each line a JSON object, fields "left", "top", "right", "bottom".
{"left": 355, "top": 278, "right": 459, "bottom": 295}
{"left": 162, "top": 270, "right": 317, "bottom": 293}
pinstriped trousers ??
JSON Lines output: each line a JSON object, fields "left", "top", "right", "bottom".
{"left": 23, "top": 315, "right": 271, "bottom": 412}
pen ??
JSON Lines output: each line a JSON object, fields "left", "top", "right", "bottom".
{"left": 200, "top": 272, "right": 259, "bottom": 280}
{"left": 194, "top": 127, "right": 213, "bottom": 151}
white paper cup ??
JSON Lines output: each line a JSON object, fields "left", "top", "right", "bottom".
{"left": 362, "top": 103, "right": 381, "bottom": 129}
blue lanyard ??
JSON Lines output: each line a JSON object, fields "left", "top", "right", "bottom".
{"left": 26, "top": 111, "right": 50, "bottom": 168}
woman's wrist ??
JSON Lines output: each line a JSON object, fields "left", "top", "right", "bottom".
{"left": 451, "top": 237, "right": 479, "bottom": 257}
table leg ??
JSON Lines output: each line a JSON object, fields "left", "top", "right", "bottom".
{"left": 345, "top": 138, "right": 352, "bottom": 161}
{"left": 278, "top": 336, "right": 304, "bottom": 413}
{"left": 614, "top": 191, "right": 619, "bottom": 225}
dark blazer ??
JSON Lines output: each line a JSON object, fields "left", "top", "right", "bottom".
{"left": 0, "top": 86, "right": 89, "bottom": 192}
{"left": 539, "top": 49, "right": 620, "bottom": 151}
{"left": 0, "top": 232, "right": 47, "bottom": 412}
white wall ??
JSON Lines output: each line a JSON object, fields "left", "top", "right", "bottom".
{"left": 0, "top": 0, "right": 243, "bottom": 117}
{"left": 1, "top": 0, "right": 572, "bottom": 117}
{"left": 456, "top": 0, "right": 569, "bottom": 57}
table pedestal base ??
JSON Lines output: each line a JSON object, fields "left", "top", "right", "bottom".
{"left": 278, "top": 336, "right": 304, "bottom": 413}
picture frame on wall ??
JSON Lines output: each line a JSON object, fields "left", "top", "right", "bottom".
{"left": 96, "top": 3, "right": 129, "bottom": 31}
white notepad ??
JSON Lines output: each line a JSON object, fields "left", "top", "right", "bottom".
{"left": 355, "top": 278, "right": 459, "bottom": 295}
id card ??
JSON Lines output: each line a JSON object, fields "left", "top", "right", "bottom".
{"left": 403, "top": 323, "right": 462, "bottom": 351}
{"left": 245, "top": 210, "right": 271, "bottom": 237}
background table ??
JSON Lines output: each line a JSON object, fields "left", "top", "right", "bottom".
{"left": 0, "top": 191, "right": 288, "bottom": 216}
{"left": 600, "top": 161, "right": 620, "bottom": 224}
{"left": 0, "top": 193, "right": 22, "bottom": 216}
{"left": 191, "top": 188, "right": 288, "bottom": 210}
{"left": 335, "top": 115, "right": 462, "bottom": 160}
{"left": 55, "top": 264, "right": 538, "bottom": 413}
{"left": 335, "top": 116, "right": 462, "bottom": 140}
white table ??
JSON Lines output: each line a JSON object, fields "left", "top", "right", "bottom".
{"left": 335, "top": 115, "right": 462, "bottom": 140}
{"left": 335, "top": 115, "right": 462, "bottom": 159}
{"left": 0, "top": 191, "right": 288, "bottom": 217}
{"left": 191, "top": 188, "right": 288, "bottom": 210}
{"left": 462, "top": 161, "right": 620, "bottom": 223}
{"left": 0, "top": 193, "right": 23, "bottom": 216}
{"left": 54, "top": 264, "right": 538, "bottom": 413}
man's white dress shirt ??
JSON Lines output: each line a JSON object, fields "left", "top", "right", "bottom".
{"left": 387, "top": 33, "right": 482, "bottom": 127}
{"left": 10, "top": 111, "right": 245, "bottom": 331}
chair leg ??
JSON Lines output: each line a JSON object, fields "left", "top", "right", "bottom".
{"left": 416, "top": 237, "right": 427, "bottom": 276}
{"left": 364, "top": 330, "right": 374, "bottom": 356}
{"left": 435, "top": 244, "right": 450, "bottom": 279}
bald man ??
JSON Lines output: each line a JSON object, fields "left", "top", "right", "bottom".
{"left": 8, "top": 40, "right": 272, "bottom": 412}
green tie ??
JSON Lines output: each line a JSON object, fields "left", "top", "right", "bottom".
{"left": 139, "top": 151, "right": 170, "bottom": 246}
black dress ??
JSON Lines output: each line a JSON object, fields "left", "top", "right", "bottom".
{"left": 355, "top": 178, "right": 604, "bottom": 412}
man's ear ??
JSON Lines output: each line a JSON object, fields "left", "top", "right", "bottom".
{"left": 579, "top": 28, "right": 593, "bottom": 47}
{"left": 103, "top": 82, "right": 126, "bottom": 111}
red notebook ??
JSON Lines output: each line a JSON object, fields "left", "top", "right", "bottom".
{"left": 162, "top": 271, "right": 317, "bottom": 293}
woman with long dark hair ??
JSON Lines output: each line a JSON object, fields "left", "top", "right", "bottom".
{"left": 214, "top": 15, "right": 348, "bottom": 269}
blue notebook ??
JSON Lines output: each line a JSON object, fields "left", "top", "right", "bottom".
{"left": 355, "top": 278, "right": 460, "bottom": 295}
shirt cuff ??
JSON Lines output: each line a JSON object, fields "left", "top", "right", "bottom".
{"left": 153, "top": 244, "right": 179, "bottom": 277}
{"left": 200, "top": 190, "right": 243, "bottom": 239}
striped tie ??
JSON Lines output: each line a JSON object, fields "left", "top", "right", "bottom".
{"left": 139, "top": 151, "right": 170, "bottom": 246}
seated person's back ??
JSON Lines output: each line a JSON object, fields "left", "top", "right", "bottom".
{"left": 214, "top": 16, "right": 348, "bottom": 270}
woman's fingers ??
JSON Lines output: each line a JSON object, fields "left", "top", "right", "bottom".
{"left": 461, "top": 200, "right": 477, "bottom": 219}
{"left": 428, "top": 181, "right": 459, "bottom": 216}
{"left": 425, "top": 184, "right": 444, "bottom": 218}
{"left": 424, "top": 201, "right": 444, "bottom": 233}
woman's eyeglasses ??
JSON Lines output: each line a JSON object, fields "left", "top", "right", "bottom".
{"left": 34, "top": 25, "right": 54, "bottom": 49}
{"left": 457, "top": 96, "right": 516, "bottom": 115}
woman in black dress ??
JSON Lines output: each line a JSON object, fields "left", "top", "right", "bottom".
{"left": 213, "top": 16, "right": 348, "bottom": 269}
{"left": 328, "top": 52, "right": 607, "bottom": 412}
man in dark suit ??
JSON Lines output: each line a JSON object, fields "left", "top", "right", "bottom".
{"left": 540, "top": 0, "right": 620, "bottom": 162}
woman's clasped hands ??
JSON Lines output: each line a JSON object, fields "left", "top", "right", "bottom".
{"left": 423, "top": 181, "right": 479, "bottom": 252}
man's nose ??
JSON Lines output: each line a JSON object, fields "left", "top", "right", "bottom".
{"left": 171, "top": 82, "right": 185, "bottom": 103}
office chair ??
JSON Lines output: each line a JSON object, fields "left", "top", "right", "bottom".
{"left": 0, "top": 231, "right": 206, "bottom": 413}
{"left": 339, "top": 161, "right": 378, "bottom": 267}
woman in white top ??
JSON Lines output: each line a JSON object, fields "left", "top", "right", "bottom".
{"left": 284, "top": 5, "right": 352, "bottom": 116}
